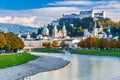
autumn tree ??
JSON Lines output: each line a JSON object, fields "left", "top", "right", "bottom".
{"left": 4, "top": 32, "right": 24, "bottom": 52}
{"left": 52, "top": 40, "right": 58, "bottom": 47}
{"left": 108, "top": 39, "right": 117, "bottom": 49}
{"left": 0, "top": 32, "right": 7, "bottom": 49}
{"left": 117, "top": 36, "right": 120, "bottom": 48}
{"left": 5, "top": 32, "right": 16, "bottom": 50}
{"left": 60, "top": 40, "right": 67, "bottom": 47}
{"left": 43, "top": 42, "right": 52, "bottom": 47}
{"left": 14, "top": 37, "right": 24, "bottom": 50}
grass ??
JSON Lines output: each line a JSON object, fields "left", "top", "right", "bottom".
{"left": 34, "top": 48, "right": 62, "bottom": 53}
{"left": 70, "top": 49, "right": 120, "bottom": 56}
{"left": 0, "top": 52, "right": 37, "bottom": 69}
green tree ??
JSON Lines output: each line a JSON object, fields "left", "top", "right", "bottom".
{"left": 78, "top": 26, "right": 83, "bottom": 32}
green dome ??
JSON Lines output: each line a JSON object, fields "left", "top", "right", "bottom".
{"left": 41, "top": 28, "right": 49, "bottom": 35}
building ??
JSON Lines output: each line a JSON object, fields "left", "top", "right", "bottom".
{"left": 41, "top": 27, "right": 49, "bottom": 36}
{"left": 52, "top": 24, "right": 67, "bottom": 38}
{"left": 84, "top": 21, "right": 110, "bottom": 39}
{"left": 62, "top": 9, "right": 106, "bottom": 19}
{"left": 79, "top": 9, "right": 105, "bottom": 19}
{"left": 18, "top": 31, "right": 22, "bottom": 38}
{"left": 26, "top": 32, "right": 31, "bottom": 40}
{"left": 62, "top": 14, "right": 79, "bottom": 19}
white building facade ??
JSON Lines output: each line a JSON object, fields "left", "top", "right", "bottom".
{"left": 84, "top": 21, "right": 108, "bottom": 39}
{"left": 52, "top": 24, "right": 67, "bottom": 38}
{"left": 62, "top": 9, "right": 106, "bottom": 19}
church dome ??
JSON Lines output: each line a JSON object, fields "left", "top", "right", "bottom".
{"left": 41, "top": 27, "right": 49, "bottom": 35}
{"left": 37, "top": 34, "right": 43, "bottom": 39}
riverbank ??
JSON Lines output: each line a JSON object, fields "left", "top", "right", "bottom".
{"left": 0, "top": 55, "right": 69, "bottom": 80}
{"left": 34, "top": 48, "right": 62, "bottom": 53}
{"left": 0, "top": 52, "right": 37, "bottom": 68}
{"left": 70, "top": 49, "right": 120, "bottom": 56}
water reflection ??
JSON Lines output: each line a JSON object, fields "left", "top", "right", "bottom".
{"left": 23, "top": 54, "right": 120, "bottom": 80}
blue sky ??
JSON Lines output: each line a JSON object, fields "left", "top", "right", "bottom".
{"left": 0, "top": 0, "right": 63, "bottom": 10}
{"left": 0, "top": 0, "right": 119, "bottom": 27}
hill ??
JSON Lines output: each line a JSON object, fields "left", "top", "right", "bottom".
{"left": 0, "top": 23, "right": 38, "bottom": 35}
{"left": 48, "top": 17, "right": 120, "bottom": 37}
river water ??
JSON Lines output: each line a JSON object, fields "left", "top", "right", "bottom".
{"left": 23, "top": 53, "right": 120, "bottom": 80}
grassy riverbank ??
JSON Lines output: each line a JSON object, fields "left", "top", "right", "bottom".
{"left": 34, "top": 48, "right": 62, "bottom": 53}
{"left": 0, "top": 52, "right": 37, "bottom": 68}
{"left": 70, "top": 49, "right": 120, "bottom": 56}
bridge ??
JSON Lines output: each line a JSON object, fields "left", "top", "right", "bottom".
{"left": 23, "top": 46, "right": 45, "bottom": 52}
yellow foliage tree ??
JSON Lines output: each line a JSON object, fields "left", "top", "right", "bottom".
{"left": 52, "top": 40, "right": 58, "bottom": 47}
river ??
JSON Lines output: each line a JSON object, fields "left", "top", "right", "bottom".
{"left": 23, "top": 52, "right": 120, "bottom": 80}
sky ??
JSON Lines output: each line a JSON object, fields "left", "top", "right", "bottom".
{"left": 0, "top": 0, "right": 120, "bottom": 27}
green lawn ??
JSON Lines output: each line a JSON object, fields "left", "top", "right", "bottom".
{"left": 34, "top": 48, "right": 62, "bottom": 53}
{"left": 70, "top": 49, "right": 120, "bottom": 56}
{"left": 0, "top": 52, "right": 37, "bottom": 68}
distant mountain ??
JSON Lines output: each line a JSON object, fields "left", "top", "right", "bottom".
{"left": 0, "top": 23, "right": 38, "bottom": 35}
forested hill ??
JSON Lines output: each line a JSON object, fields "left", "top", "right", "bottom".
{"left": 48, "top": 17, "right": 120, "bottom": 37}
{"left": 0, "top": 23, "right": 38, "bottom": 35}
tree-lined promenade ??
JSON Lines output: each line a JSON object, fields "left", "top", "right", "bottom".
{"left": 0, "top": 32, "right": 24, "bottom": 53}
{"left": 78, "top": 37, "right": 120, "bottom": 49}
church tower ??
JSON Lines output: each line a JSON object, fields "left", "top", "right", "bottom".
{"left": 52, "top": 24, "right": 58, "bottom": 38}
{"left": 26, "top": 32, "right": 31, "bottom": 40}
{"left": 93, "top": 21, "right": 98, "bottom": 37}
{"left": 18, "top": 31, "right": 21, "bottom": 38}
{"left": 98, "top": 22, "right": 103, "bottom": 32}
{"left": 102, "top": 11, "right": 106, "bottom": 18}
{"left": 91, "top": 9, "right": 95, "bottom": 17}
{"left": 62, "top": 24, "right": 67, "bottom": 37}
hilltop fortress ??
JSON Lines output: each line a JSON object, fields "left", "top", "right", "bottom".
{"left": 62, "top": 9, "right": 106, "bottom": 19}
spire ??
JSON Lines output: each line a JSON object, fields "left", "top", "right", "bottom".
{"left": 54, "top": 24, "right": 57, "bottom": 29}
{"left": 98, "top": 22, "right": 101, "bottom": 26}
{"left": 94, "top": 21, "right": 97, "bottom": 27}
{"left": 62, "top": 23, "right": 66, "bottom": 30}
{"left": 107, "top": 26, "right": 111, "bottom": 33}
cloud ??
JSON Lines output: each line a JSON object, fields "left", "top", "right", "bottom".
{"left": 48, "top": 1, "right": 120, "bottom": 9}
{"left": 0, "top": 16, "right": 37, "bottom": 27}
{"left": 0, "top": 7, "right": 80, "bottom": 27}
{"left": 0, "top": 0, "right": 120, "bottom": 28}
{"left": 48, "top": 1, "right": 94, "bottom": 6}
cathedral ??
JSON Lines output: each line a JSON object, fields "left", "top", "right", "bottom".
{"left": 84, "top": 21, "right": 111, "bottom": 38}
{"left": 52, "top": 24, "right": 67, "bottom": 38}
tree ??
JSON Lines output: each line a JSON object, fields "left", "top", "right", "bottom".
{"left": 37, "top": 28, "right": 42, "bottom": 34}
{"left": 108, "top": 39, "right": 117, "bottom": 49}
{"left": 43, "top": 42, "right": 51, "bottom": 47}
{"left": 0, "top": 32, "right": 7, "bottom": 49}
{"left": 5, "top": 32, "right": 16, "bottom": 50}
{"left": 78, "top": 26, "right": 83, "bottom": 32}
{"left": 4, "top": 32, "right": 24, "bottom": 51}
{"left": 14, "top": 37, "right": 24, "bottom": 50}
{"left": 117, "top": 36, "right": 120, "bottom": 48}
{"left": 31, "top": 32, "right": 37, "bottom": 38}
{"left": 52, "top": 40, "right": 58, "bottom": 47}
{"left": 60, "top": 40, "right": 67, "bottom": 47}
{"left": 98, "top": 38, "right": 109, "bottom": 49}
{"left": 94, "top": 37, "right": 99, "bottom": 48}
